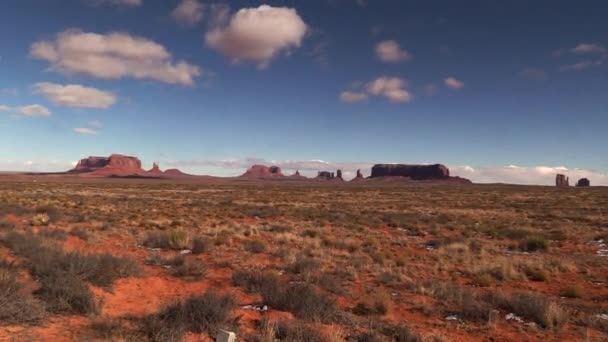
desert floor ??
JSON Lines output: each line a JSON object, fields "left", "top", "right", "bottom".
{"left": 0, "top": 177, "right": 606, "bottom": 341}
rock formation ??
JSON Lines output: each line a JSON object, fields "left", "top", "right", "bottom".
{"left": 316, "top": 171, "right": 335, "bottom": 180}
{"left": 576, "top": 178, "right": 590, "bottom": 187}
{"left": 70, "top": 154, "right": 145, "bottom": 176}
{"left": 351, "top": 169, "right": 365, "bottom": 181}
{"left": 242, "top": 165, "right": 284, "bottom": 178}
{"left": 149, "top": 162, "right": 162, "bottom": 174}
{"left": 556, "top": 174, "right": 569, "bottom": 187}
{"left": 336, "top": 170, "right": 343, "bottom": 180}
{"left": 371, "top": 164, "right": 450, "bottom": 180}
{"left": 289, "top": 170, "right": 307, "bottom": 179}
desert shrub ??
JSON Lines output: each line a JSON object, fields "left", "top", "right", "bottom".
{"left": 520, "top": 235, "right": 548, "bottom": 252}
{"left": 143, "top": 291, "right": 237, "bottom": 341}
{"left": 2, "top": 230, "right": 139, "bottom": 315}
{"left": 191, "top": 237, "right": 212, "bottom": 254}
{"left": 69, "top": 227, "right": 91, "bottom": 241}
{"left": 0, "top": 266, "right": 46, "bottom": 325}
{"left": 35, "top": 206, "right": 62, "bottom": 223}
{"left": 561, "top": 286, "right": 583, "bottom": 298}
{"left": 288, "top": 255, "right": 321, "bottom": 281}
{"left": 91, "top": 317, "right": 142, "bottom": 340}
{"left": 414, "top": 281, "right": 492, "bottom": 321}
{"left": 380, "top": 323, "right": 420, "bottom": 342}
{"left": 275, "top": 320, "right": 327, "bottom": 342}
{"left": 495, "top": 292, "right": 568, "bottom": 329}
{"left": 244, "top": 239, "right": 268, "bottom": 253}
{"left": 35, "top": 273, "right": 98, "bottom": 314}
{"left": 522, "top": 265, "right": 548, "bottom": 282}
{"left": 143, "top": 230, "right": 190, "bottom": 250}
{"left": 171, "top": 259, "right": 207, "bottom": 280}
{"left": 302, "top": 229, "right": 320, "bottom": 238}
{"left": 232, "top": 270, "right": 279, "bottom": 293}
{"left": 0, "top": 219, "right": 16, "bottom": 231}
{"left": 472, "top": 272, "right": 494, "bottom": 287}
{"left": 261, "top": 282, "right": 338, "bottom": 323}
{"left": 39, "top": 229, "right": 68, "bottom": 241}
{"left": 269, "top": 225, "right": 292, "bottom": 233}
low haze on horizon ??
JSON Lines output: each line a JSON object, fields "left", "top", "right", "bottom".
{"left": 1, "top": 0, "right": 607, "bottom": 185}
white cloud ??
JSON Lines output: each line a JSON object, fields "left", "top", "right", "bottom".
{"left": 205, "top": 5, "right": 308, "bottom": 68}
{"left": 33, "top": 82, "right": 117, "bottom": 109}
{"left": 172, "top": 0, "right": 204, "bottom": 27}
{"left": 444, "top": 77, "right": 464, "bottom": 89}
{"left": 0, "top": 104, "right": 51, "bottom": 117}
{"left": 375, "top": 40, "right": 411, "bottom": 63}
{"left": 559, "top": 60, "right": 603, "bottom": 72}
{"left": 572, "top": 43, "right": 606, "bottom": 54}
{"left": 451, "top": 165, "right": 608, "bottom": 186}
{"left": 31, "top": 30, "right": 201, "bottom": 86}
{"left": 96, "top": 0, "right": 142, "bottom": 7}
{"left": 340, "top": 76, "right": 413, "bottom": 104}
{"left": 367, "top": 77, "right": 412, "bottom": 103}
{"left": 339, "top": 91, "right": 368, "bottom": 104}
{"left": 74, "top": 127, "right": 98, "bottom": 135}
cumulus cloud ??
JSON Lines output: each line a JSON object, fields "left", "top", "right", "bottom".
{"left": 74, "top": 127, "right": 98, "bottom": 135}
{"left": 339, "top": 91, "right": 368, "bottom": 104}
{"left": 444, "top": 77, "right": 464, "bottom": 89}
{"left": 367, "top": 77, "right": 412, "bottom": 103}
{"left": 0, "top": 104, "right": 51, "bottom": 117}
{"left": 171, "top": 0, "right": 204, "bottom": 27}
{"left": 451, "top": 165, "right": 608, "bottom": 186}
{"left": 96, "top": 0, "right": 142, "bottom": 7}
{"left": 375, "top": 40, "right": 411, "bottom": 63}
{"left": 340, "top": 76, "right": 412, "bottom": 104}
{"left": 33, "top": 82, "right": 116, "bottom": 109}
{"left": 205, "top": 5, "right": 308, "bottom": 68}
{"left": 31, "top": 30, "right": 201, "bottom": 86}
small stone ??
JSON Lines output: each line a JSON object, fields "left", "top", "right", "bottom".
{"left": 216, "top": 329, "right": 236, "bottom": 342}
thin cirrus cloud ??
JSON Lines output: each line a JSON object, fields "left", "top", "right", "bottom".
{"left": 0, "top": 104, "right": 51, "bottom": 117}
{"left": 340, "top": 77, "right": 413, "bottom": 104}
{"left": 171, "top": 0, "right": 204, "bottom": 27}
{"left": 33, "top": 82, "right": 117, "bottom": 109}
{"left": 444, "top": 77, "right": 464, "bottom": 89}
{"left": 375, "top": 40, "right": 411, "bottom": 63}
{"left": 205, "top": 5, "right": 308, "bottom": 68}
{"left": 554, "top": 43, "right": 607, "bottom": 71}
{"left": 339, "top": 91, "right": 368, "bottom": 104}
{"left": 30, "top": 30, "right": 201, "bottom": 86}
{"left": 73, "top": 127, "right": 98, "bottom": 135}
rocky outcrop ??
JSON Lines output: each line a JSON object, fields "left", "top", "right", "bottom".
{"left": 371, "top": 164, "right": 450, "bottom": 180}
{"left": 70, "top": 154, "right": 144, "bottom": 176}
{"left": 350, "top": 169, "right": 365, "bottom": 181}
{"left": 576, "top": 178, "right": 590, "bottom": 187}
{"left": 242, "top": 165, "right": 284, "bottom": 178}
{"left": 149, "top": 162, "right": 162, "bottom": 174}
{"left": 556, "top": 174, "right": 569, "bottom": 187}
{"left": 289, "top": 170, "right": 307, "bottom": 179}
{"left": 316, "top": 171, "right": 335, "bottom": 180}
{"left": 336, "top": 170, "right": 343, "bottom": 180}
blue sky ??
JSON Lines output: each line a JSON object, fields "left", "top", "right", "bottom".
{"left": 0, "top": 0, "right": 607, "bottom": 184}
